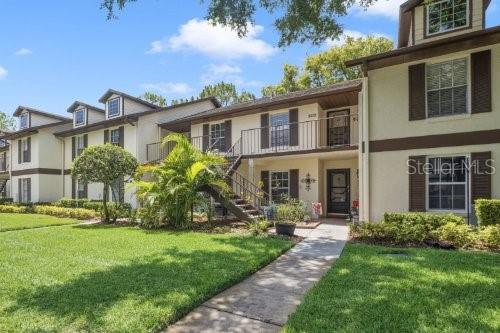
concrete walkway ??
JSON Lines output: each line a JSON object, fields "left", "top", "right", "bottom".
{"left": 166, "top": 219, "right": 349, "bottom": 333}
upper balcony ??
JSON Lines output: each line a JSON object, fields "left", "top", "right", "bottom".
{"left": 146, "top": 113, "right": 358, "bottom": 163}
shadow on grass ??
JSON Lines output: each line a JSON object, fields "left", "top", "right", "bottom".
{"left": 285, "top": 244, "right": 500, "bottom": 333}
{"left": 4, "top": 235, "right": 291, "bottom": 332}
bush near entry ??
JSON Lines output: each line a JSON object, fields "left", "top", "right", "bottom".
{"left": 475, "top": 199, "right": 500, "bottom": 226}
{"left": 350, "top": 212, "right": 499, "bottom": 250}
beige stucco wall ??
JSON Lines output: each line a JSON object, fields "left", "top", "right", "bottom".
{"left": 413, "top": 0, "right": 484, "bottom": 45}
{"left": 368, "top": 43, "right": 500, "bottom": 141}
{"left": 138, "top": 99, "right": 215, "bottom": 163}
{"left": 11, "top": 174, "right": 62, "bottom": 203}
{"left": 369, "top": 143, "right": 500, "bottom": 222}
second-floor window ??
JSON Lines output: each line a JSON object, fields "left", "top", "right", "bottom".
{"left": 426, "top": 57, "right": 468, "bottom": 118}
{"left": 270, "top": 113, "right": 289, "bottom": 147}
{"left": 22, "top": 139, "right": 30, "bottom": 163}
{"left": 74, "top": 109, "right": 86, "bottom": 126}
{"left": 76, "top": 136, "right": 85, "bottom": 155}
{"left": 210, "top": 123, "right": 226, "bottom": 151}
{"left": 19, "top": 113, "right": 28, "bottom": 130}
{"left": 427, "top": 0, "right": 468, "bottom": 36}
{"left": 110, "top": 128, "right": 120, "bottom": 146}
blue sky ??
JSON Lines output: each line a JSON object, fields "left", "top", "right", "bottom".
{"left": 0, "top": 0, "right": 498, "bottom": 117}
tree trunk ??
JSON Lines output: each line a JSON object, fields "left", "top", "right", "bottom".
{"left": 102, "top": 184, "right": 110, "bottom": 223}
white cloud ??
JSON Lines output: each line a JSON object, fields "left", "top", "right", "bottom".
{"left": 0, "top": 66, "right": 7, "bottom": 80}
{"left": 325, "top": 30, "right": 391, "bottom": 48}
{"left": 147, "top": 18, "right": 277, "bottom": 60}
{"left": 15, "top": 48, "right": 33, "bottom": 56}
{"left": 353, "top": 0, "right": 406, "bottom": 20}
{"left": 140, "top": 82, "right": 193, "bottom": 95}
{"left": 201, "top": 63, "right": 262, "bottom": 88}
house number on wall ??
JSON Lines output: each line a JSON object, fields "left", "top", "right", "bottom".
{"left": 308, "top": 113, "right": 317, "bottom": 118}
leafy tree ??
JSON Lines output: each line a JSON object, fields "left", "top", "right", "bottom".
{"left": 140, "top": 92, "right": 167, "bottom": 107}
{"left": 199, "top": 81, "right": 255, "bottom": 107}
{"left": 72, "top": 144, "right": 138, "bottom": 223}
{"left": 262, "top": 36, "right": 393, "bottom": 96}
{"left": 133, "top": 133, "right": 229, "bottom": 229}
{"left": 100, "top": 0, "right": 378, "bottom": 47}
{"left": 0, "top": 111, "right": 16, "bottom": 131}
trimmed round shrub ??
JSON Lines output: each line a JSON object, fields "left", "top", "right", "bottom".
{"left": 475, "top": 199, "right": 500, "bottom": 226}
{"left": 478, "top": 225, "right": 500, "bottom": 249}
{"left": 434, "top": 222, "right": 474, "bottom": 248}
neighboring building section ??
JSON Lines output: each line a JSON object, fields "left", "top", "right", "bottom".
{"left": 6, "top": 107, "right": 72, "bottom": 203}
{"left": 347, "top": 0, "right": 499, "bottom": 222}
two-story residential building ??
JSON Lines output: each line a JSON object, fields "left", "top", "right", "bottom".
{"left": 150, "top": 81, "right": 363, "bottom": 220}
{"left": 345, "top": 0, "right": 499, "bottom": 222}
{"left": 52, "top": 90, "right": 220, "bottom": 207}
{"left": 146, "top": 0, "right": 498, "bottom": 223}
{"left": 5, "top": 107, "right": 72, "bottom": 203}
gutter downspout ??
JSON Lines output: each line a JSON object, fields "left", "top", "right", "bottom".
{"left": 360, "top": 76, "right": 370, "bottom": 222}
{"left": 57, "top": 137, "right": 65, "bottom": 198}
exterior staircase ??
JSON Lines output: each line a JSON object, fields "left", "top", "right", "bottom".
{"left": 206, "top": 138, "right": 270, "bottom": 222}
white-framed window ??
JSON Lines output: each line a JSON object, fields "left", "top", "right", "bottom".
{"left": 19, "top": 113, "right": 29, "bottom": 130}
{"left": 74, "top": 108, "right": 86, "bottom": 127}
{"left": 210, "top": 123, "right": 226, "bottom": 151}
{"left": 427, "top": 155, "right": 468, "bottom": 212}
{"left": 76, "top": 135, "right": 85, "bottom": 156}
{"left": 270, "top": 171, "right": 289, "bottom": 203}
{"left": 110, "top": 128, "right": 120, "bottom": 146}
{"left": 426, "top": 57, "right": 468, "bottom": 118}
{"left": 270, "top": 113, "right": 289, "bottom": 147}
{"left": 427, "top": 0, "right": 469, "bottom": 35}
{"left": 20, "top": 178, "right": 30, "bottom": 203}
{"left": 107, "top": 97, "right": 121, "bottom": 118}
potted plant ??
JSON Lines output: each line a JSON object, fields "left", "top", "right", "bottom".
{"left": 274, "top": 197, "right": 306, "bottom": 236}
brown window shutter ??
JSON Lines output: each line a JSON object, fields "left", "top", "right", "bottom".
{"left": 224, "top": 120, "right": 232, "bottom": 151}
{"left": 104, "top": 130, "right": 109, "bottom": 143}
{"left": 27, "top": 178, "right": 31, "bottom": 203}
{"left": 409, "top": 155, "right": 426, "bottom": 212}
{"left": 408, "top": 63, "right": 426, "bottom": 121}
{"left": 26, "top": 137, "right": 31, "bottom": 163}
{"left": 71, "top": 177, "right": 76, "bottom": 199}
{"left": 471, "top": 151, "right": 492, "bottom": 202}
{"left": 18, "top": 140, "right": 21, "bottom": 164}
{"left": 471, "top": 50, "right": 491, "bottom": 114}
{"left": 83, "top": 134, "right": 88, "bottom": 148}
{"left": 18, "top": 178, "right": 21, "bottom": 202}
{"left": 289, "top": 169, "right": 299, "bottom": 199}
{"left": 261, "top": 170, "right": 269, "bottom": 200}
{"left": 72, "top": 137, "right": 76, "bottom": 161}
{"left": 289, "top": 108, "right": 299, "bottom": 146}
{"left": 202, "top": 124, "right": 209, "bottom": 151}
{"left": 118, "top": 126, "right": 124, "bottom": 148}
{"left": 260, "top": 113, "right": 269, "bottom": 149}
{"left": 83, "top": 182, "right": 88, "bottom": 199}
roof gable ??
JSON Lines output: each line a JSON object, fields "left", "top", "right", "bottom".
{"left": 13, "top": 106, "right": 70, "bottom": 121}
{"left": 67, "top": 101, "right": 105, "bottom": 113}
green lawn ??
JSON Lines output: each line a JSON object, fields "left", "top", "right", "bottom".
{"left": 0, "top": 213, "right": 79, "bottom": 232}
{"left": 0, "top": 224, "right": 292, "bottom": 332}
{"left": 284, "top": 243, "right": 500, "bottom": 333}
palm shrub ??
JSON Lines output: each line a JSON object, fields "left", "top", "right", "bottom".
{"left": 133, "top": 133, "right": 229, "bottom": 229}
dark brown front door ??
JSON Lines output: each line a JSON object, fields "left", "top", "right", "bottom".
{"left": 327, "top": 169, "right": 350, "bottom": 214}
{"left": 327, "top": 110, "right": 350, "bottom": 146}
